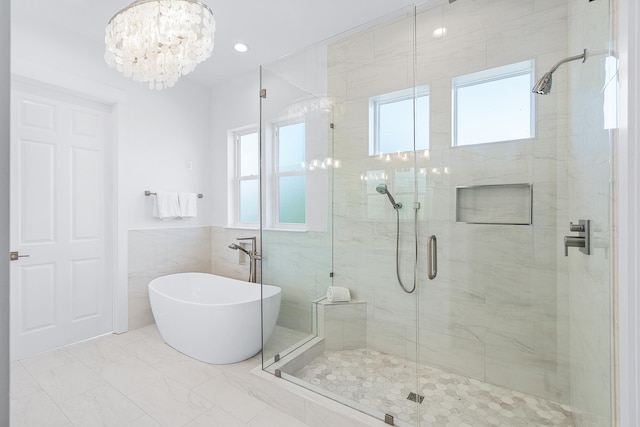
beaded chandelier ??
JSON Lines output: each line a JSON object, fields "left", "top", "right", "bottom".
{"left": 105, "top": 0, "right": 215, "bottom": 90}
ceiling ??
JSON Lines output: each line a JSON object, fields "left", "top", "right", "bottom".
{"left": 11, "top": 0, "right": 423, "bottom": 88}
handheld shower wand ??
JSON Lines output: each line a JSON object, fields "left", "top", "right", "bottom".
{"left": 376, "top": 183, "right": 402, "bottom": 209}
{"left": 376, "top": 183, "right": 415, "bottom": 294}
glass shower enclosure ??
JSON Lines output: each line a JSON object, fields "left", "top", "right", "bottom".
{"left": 260, "top": 1, "right": 615, "bottom": 426}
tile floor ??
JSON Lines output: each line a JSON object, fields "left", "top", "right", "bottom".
{"left": 295, "top": 349, "right": 575, "bottom": 427}
{"left": 10, "top": 325, "right": 311, "bottom": 427}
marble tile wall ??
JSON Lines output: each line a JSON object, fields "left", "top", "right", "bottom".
{"left": 326, "top": 0, "right": 573, "bottom": 402}
{"left": 128, "top": 227, "right": 211, "bottom": 330}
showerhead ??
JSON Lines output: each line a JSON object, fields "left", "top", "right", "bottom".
{"left": 376, "top": 183, "right": 402, "bottom": 209}
{"left": 228, "top": 243, "right": 251, "bottom": 255}
{"left": 532, "top": 71, "right": 553, "bottom": 95}
{"left": 532, "top": 49, "right": 586, "bottom": 95}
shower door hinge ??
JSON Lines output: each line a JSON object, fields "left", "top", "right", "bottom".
{"left": 329, "top": 272, "right": 334, "bottom": 278}
{"left": 275, "top": 369, "right": 282, "bottom": 378}
{"left": 274, "top": 354, "right": 280, "bottom": 362}
{"left": 384, "top": 414, "right": 395, "bottom": 425}
{"left": 260, "top": 88, "right": 267, "bottom": 99}
{"left": 330, "top": 123, "right": 334, "bottom": 129}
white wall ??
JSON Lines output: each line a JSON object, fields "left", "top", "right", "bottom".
{"left": 210, "top": 71, "right": 260, "bottom": 227}
{"left": 0, "top": 0, "right": 9, "bottom": 423}
{"left": 618, "top": 0, "right": 640, "bottom": 425}
{"left": 11, "top": 16, "right": 214, "bottom": 334}
{"left": 11, "top": 20, "right": 213, "bottom": 231}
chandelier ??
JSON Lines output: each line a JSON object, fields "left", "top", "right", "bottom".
{"left": 104, "top": 0, "right": 215, "bottom": 90}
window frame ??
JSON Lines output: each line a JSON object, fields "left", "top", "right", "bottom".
{"left": 452, "top": 60, "right": 536, "bottom": 147}
{"left": 369, "top": 85, "right": 430, "bottom": 156}
{"left": 229, "top": 126, "right": 260, "bottom": 229}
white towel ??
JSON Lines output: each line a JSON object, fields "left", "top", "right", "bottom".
{"left": 326, "top": 286, "right": 351, "bottom": 303}
{"left": 178, "top": 193, "right": 198, "bottom": 218}
{"left": 153, "top": 191, "right": 180, "bottom": 220}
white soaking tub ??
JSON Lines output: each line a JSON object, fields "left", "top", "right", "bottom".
{"left": 148, "top": 272, "right": 281, "bottom": 364}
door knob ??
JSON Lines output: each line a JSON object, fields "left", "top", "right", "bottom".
{"left": 10, "top": 251, "right": 30, "bottom": 261}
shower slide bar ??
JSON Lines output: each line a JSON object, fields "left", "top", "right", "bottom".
{"left": 144, "top": 190, "right": 204, "bottom": 198}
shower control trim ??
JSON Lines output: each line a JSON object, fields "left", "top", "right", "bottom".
{"left": 564, "top": 219, "right": 590, "bottom": 256}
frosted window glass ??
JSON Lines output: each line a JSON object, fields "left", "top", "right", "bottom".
{"left": 278, "top": 123, "right": 305, "bottom": 172}
{"left": 239, "top": 132, "right": 259, "bottom": 176}
{"left": 279, "top": 175, "right": 306, "bottom": 224}
{"left": 239, "top": 179, "right": 259, "bottom": 223}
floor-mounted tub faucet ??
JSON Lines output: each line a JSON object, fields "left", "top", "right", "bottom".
{"left": 228, "top": 236, "right": 261, "bottom": 283}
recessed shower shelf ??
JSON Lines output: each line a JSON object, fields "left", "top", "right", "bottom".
{"left": 455, "top": 183, "right": 533, "bottom": 225}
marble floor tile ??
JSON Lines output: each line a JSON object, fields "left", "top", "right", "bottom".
{"left": 59, "top": 385, "right": 145, "bottom": 427}
{"left": 192, "top": 374, "right": 267, "bottom": 423}
{"left": 122, "top": 414, "right": 163, "bottom": 427}
{"left": 10, "top": 390, "right": 73, "bottom": 427}
{"left": 10, "top": 363, "right": 41, "bottom": 399}
{"left": 90, "top": 355, "right": 165, "bottom": 396}
{"left": 248, "top": 406, "right": 312, "bottom": 427}
{"left": 28, "top": 361, "right": 107, "bottom": 404}
{"left": 129, "top": 377, "right": 213, "bottom": 427}
{"left": 184, "top": 406, "right": 248, "bottom": 427}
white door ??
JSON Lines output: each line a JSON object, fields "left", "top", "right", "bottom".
{"left": 10, "top": 82, "right": 113, "bottom": 361}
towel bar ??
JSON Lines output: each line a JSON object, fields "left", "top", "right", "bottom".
{"left": 145, "top": 190, "right": 204, "bottom": 199}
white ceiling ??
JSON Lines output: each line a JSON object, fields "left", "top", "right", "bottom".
{"left": 11, "top": 0, "right": 422, "bottom": 88}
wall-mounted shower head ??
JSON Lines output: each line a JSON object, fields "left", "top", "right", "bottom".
{"left": 532, "top": 49, "right": 586, "bottom": 95}
{"left": 376, "top": 183, "right": 402, "bottom": 209}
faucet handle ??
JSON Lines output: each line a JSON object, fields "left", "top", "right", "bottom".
{"left": 570, "top": 222, "right": 585, "bottom": 232}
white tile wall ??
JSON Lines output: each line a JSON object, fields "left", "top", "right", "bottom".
{"left": 128, "top": 227, "right": 212, "bottom": 330}
{"left": 325, "top": 0, "right": 573, "bottom": 403}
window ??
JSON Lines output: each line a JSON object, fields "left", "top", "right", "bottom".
{"left": 452, "top": 60, "right": 534, "bottom": 146}
{"left": 369, "top": 85, "right": 429, "bottom": 156}
{"left": 233, "top": 129, "right": 259, "bottom": 226}
{"left": 275, "top": 122, "right": 306, "bottom": 225}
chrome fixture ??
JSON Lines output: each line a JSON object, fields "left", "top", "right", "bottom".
{"left": 427, "top": 235, "right": 437, "bottom": 280}
{"left": 532, "top": 49, "right": 586, "bottom": 95}
{"left": 377, "top": 183, "right": 416, "bottom": 293}
{"left": 145, "top": 190, "right": 204, "bottom": 199}
{"left": 564, "top": 219, "right": 591, "bottom": 256}
{"left": 228, "top": 237, "right": 261, "bottom": 283}
{"left": 376, "top": 183, "right": 402, "bottom": 209}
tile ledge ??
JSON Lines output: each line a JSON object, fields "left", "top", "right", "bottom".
{"left": 249, "top": 365, "right": 387, "bottom": 426}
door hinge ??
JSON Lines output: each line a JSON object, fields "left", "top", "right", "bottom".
{"left": 260, "top": 88, "right": 267, "bottom": 99}
{"left": 330, "top": 123, "right": 334, "bottom": 129}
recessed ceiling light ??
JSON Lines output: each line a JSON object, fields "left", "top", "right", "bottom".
{"left": 233, "top": 42, "right": 249, "bottom": 53}
{"left": 432, "top": 27, "right": 447, "bottom": 38}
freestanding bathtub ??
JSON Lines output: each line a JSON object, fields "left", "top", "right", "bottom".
{"left": 148, "top": 272, "right": 281, "bottom": 364}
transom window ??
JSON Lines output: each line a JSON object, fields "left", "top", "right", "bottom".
{"left": 452, "top": 60, "right": 535, "bottom": 146}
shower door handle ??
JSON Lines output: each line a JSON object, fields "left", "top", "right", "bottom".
{"left": 427, "top": 235, "right": 437, "bottom": 280}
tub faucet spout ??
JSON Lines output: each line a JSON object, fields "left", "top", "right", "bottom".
{"left": 228, "top": 237, "right": 260, "bottom": 283}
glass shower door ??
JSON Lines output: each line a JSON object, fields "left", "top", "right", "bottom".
{"left": 260, "top": 63, "right": 334, "bottom": 371}
{"left": 413, "top": 1, "right": 613, "bottom": 426}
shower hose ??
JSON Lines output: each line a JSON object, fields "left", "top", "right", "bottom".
{"left": 395, "top": 204, "right": 418, "bottom": 294}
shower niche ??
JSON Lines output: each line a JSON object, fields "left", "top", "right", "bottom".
{"left": 260, "top": 1, "right": 614, "bottom": 426}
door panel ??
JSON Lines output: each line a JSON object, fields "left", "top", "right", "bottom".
{"left": 10, "top": 83, "right": 113, "bottom": 361}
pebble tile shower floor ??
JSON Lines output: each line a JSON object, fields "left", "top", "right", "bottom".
{"left": 295, "top": 348, "right": 575, "bottom": 427}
